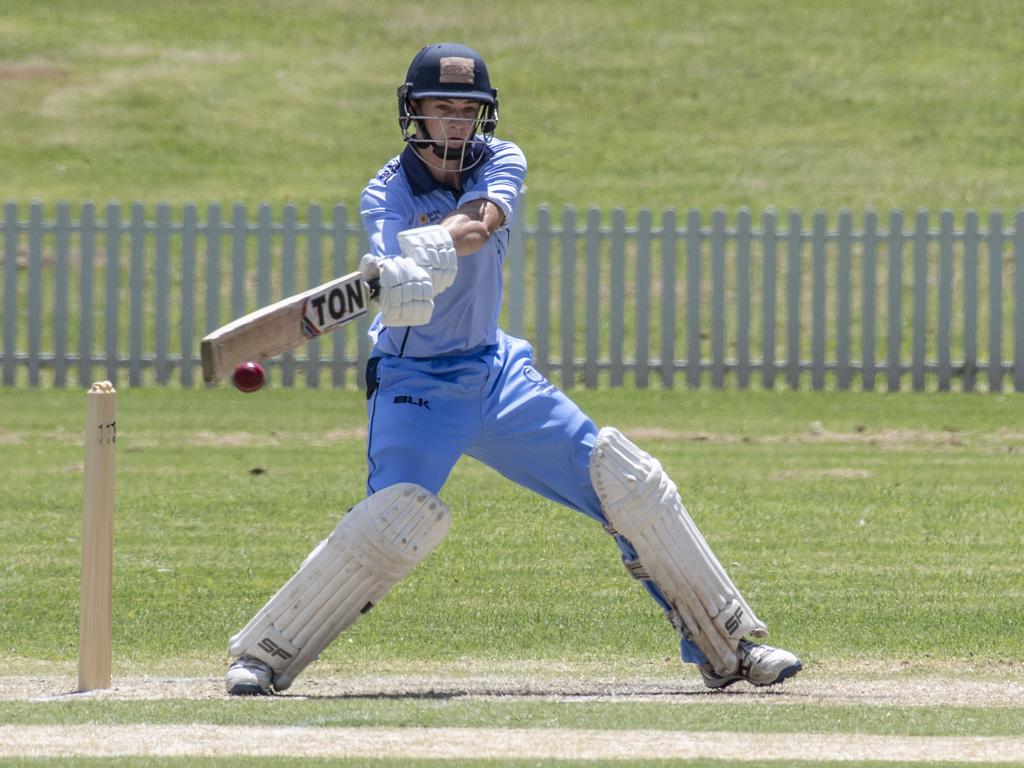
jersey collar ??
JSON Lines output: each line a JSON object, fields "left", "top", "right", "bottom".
{"left": 401, "top": 143, "right": 490, "bottom": 197}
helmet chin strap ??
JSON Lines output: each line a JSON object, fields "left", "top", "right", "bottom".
{"left": 430, "top": 142, "right": 465, "bottom": 160}
{"left": 411, "top": 139, "right": 485, "bottom": 174}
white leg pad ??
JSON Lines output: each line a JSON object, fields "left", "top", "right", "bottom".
{"left": 228, "top": 483, "right": 450, "bottom": 690}
{"left": 590, "top": 427, "right": 767, "bottom": 675}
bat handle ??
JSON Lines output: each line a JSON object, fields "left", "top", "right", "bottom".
{"left": 367, "top": 278, "right": 380, "bottom": 300}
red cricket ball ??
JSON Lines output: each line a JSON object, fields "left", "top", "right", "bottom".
{"left": 232, "top": 361, "right": 265, "bottom": 393}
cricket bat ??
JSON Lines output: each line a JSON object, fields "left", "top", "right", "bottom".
{"left": 201, "top": 271, "right": 377, "bottom": 384}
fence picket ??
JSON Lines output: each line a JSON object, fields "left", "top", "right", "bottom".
{"left": 660, "top": 209, "right": 677, "bottom": 389}
{"left": 2, "top": 203, "right": 16, "bottom": 386}
{"left": 635, "top": 209, "right": 652, "bottom": 389}
{"left": 836, "top": 210, "right": 852, "bottom": 390}
{"left": 686, "top": 209, "right": 701, "bottom": 389}
{"left": 79, "top": 203, "right": 96, "bottom": 387}
{"left": 786, "top": 210, "right": 802, "bottom": 390}
{"left": 180, "top": 204, "right": 197, "bottom": 386}
{"left": 560, "top": 207, "right": 576, "bottom": 390}
{"left": 887, "top": 210, "right": 903, "bottom": 392}
{"left": 584, "top": 208, "right": 601, "bottom": 389}
{"left": 812, "top": 211, "right": 827, "bottom": 390}
{"left": 761, "top": 210, "right": 777, "bottom": 390}
{"left": 54, "top": 203, "right": 70, "bottom": 386}
{"left": 105, "top": 202, "right": 121, "bottom": 385}
{"left": 988, "top": 212, "right": 1004, "bottom": 392}
{"left": 937, "top": 211, "right": 954, "bottom": 391}
{"left": 610, "top": 208, "right": 625, "bottom": 387}
{"left": 205, "top": 203, "right": 221, "bottom": 336}
{"left": 1016, "top": 211, "right": 1024, "bottom": 393}
{"left": 257, "top": 204, "right": 273, "bottom": 309}
{"left": 129, "top": 203, "right": 145, "bottom": 386}
{"left": 155, "top": 203, "right": 171, "bottom": 384}
{"left": 711, "top": 210, "right": 726, "bottom": 389}
{"left": 231, "top": 204, "right": 247, "bottom": 321}
{"left": 27, "top": 202, "right": 43, "bottom": 386}
{"left": 912, "top": 210, "right": 928, "bottom": 392}
{"left": 735, "top": 209, "right": 751, "bottom": 389}
{"left": 963, "top": 211, "right": 979, "bottom": 392}
{"left": 862, "top": 210, "right": 878, "bottom": 392}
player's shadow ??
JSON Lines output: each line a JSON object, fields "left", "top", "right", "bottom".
{"left": 278, "top": 686, "right": 792, "bottom": 701}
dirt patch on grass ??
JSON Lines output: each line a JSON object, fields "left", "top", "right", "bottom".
{"left": 0, "top": 428, "right": 25, "bottom": 445}
{"left": 624, "top": 425, "right": 1024, "bottom": 451}
{"left": 0, "top": 58, "right": 66, "bottom": 80}
{"left": 6, "top": 661, "right": 1022, "bottom": 761}
{"left": 7, "top": 660, "right": 1024, "bottom": 707}
{"left": 8, "top": 425, "right": 1018, "bottom": 452}
{"left": 181, "top": 428, "right": 367, "bottom": 448}
{"left": 770, "top": 468, "right": 874, "bottom": 480}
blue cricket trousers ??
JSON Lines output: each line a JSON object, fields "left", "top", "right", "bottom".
{"left": 365, "top": 330, "right": 706, "bottom": 665}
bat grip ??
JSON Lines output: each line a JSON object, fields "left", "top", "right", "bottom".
{"left": 367, "top": 278, "right": 380, "bottom": 300}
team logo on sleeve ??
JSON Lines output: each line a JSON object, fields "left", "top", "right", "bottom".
{"left": 523, "top": 365, "right": 557, "bottom": 394}
{"left": 376, "top": 158, "right": 400, "bottom": 184}
{"left": 523, "top": 366, "right": 545, "bottom": 384}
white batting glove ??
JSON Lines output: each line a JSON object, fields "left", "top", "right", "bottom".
{"left": 397, "top": 225, "right": 458, "bottom": 296}
{"left": 359, "top": 254, "right": 434, "bottom": 327}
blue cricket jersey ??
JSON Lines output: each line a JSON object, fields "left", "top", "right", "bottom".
{"left": 360, "top": 139, "right": 527, "bottom": 357}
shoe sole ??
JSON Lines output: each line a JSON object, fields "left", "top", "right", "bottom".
{"left": 226, "top": 683, "right": 271, "bottom": 696}
{"left": 703, "top": 660, "right": 803, "bottom": 690}
{"left": 769, "top": 660, "right": 802, "bottom": 686}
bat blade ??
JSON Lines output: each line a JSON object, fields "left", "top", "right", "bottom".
{"left": 201, "top": 270, "right": 371, "bottom": 383}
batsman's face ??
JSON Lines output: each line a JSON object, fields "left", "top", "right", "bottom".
{"left": 415, "top": 97, "right": 483, "bottom": 148}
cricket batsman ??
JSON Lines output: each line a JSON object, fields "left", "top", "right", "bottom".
{"left": 225, "top": 43, "right": 802, "bottom": 694}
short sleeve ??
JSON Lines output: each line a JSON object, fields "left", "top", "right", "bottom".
{"left": 457, "top": 140, "right": 527, "bottom": 229}
{"left": 360, "top": 178, "right": 415, "bottom": 258}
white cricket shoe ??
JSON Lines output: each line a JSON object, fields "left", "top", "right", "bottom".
{"left": 700, "top": 639, "right": 802, "bottom": 689}
{"left": 225, "top": 656, "right": 273, "bottom": 695}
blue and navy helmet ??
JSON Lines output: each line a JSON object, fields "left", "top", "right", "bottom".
{"left": 397, "top": 43, "right": 499, "bottom": 138}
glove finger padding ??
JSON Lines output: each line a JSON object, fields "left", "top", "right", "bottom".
{"left": 358, "top": 253, "right": 381, "bottom": 281}
{"left": 398, "top": 225, "right": 457, "bottom": 296}
{"left": 378, "top": 256, "right": 434, "bottom": 326}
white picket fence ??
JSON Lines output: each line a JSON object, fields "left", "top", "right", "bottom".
{"left": 2, "top": 201, "right": 1023, "bottom": 391}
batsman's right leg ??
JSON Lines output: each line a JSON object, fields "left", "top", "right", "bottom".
{"left": 590, "top": 426, "right": 801, "bottom": 687}
{"left": 225, "top": 483, "right": 450, "bottom": 694}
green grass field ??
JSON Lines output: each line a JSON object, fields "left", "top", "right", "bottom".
{"left": 5, "top": 387, "right": 1024, "bottom": 666}
{"left": 3, "top": 0, "right": 1023, "bottom": 215}
{"left": 3, "top": 388, "right": 1024, "bottom": 764}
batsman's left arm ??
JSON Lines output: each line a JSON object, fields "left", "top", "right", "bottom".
{"left": 447, "top": 138, "right": 526, "bottom": 255}
{"left": 442, "top": 198, "right": 506, "bottom": 256}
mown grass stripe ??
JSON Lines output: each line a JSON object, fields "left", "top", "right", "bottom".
{"left": 4, "top": 692, "right": 1024, "bottom": 738}
{"left": 3, "top": 725, "right": 1024, "bottom": 763}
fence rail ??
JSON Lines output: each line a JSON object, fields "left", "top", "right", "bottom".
{"left": 2, "top": 201, "right": 1023, "bottom": 391}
